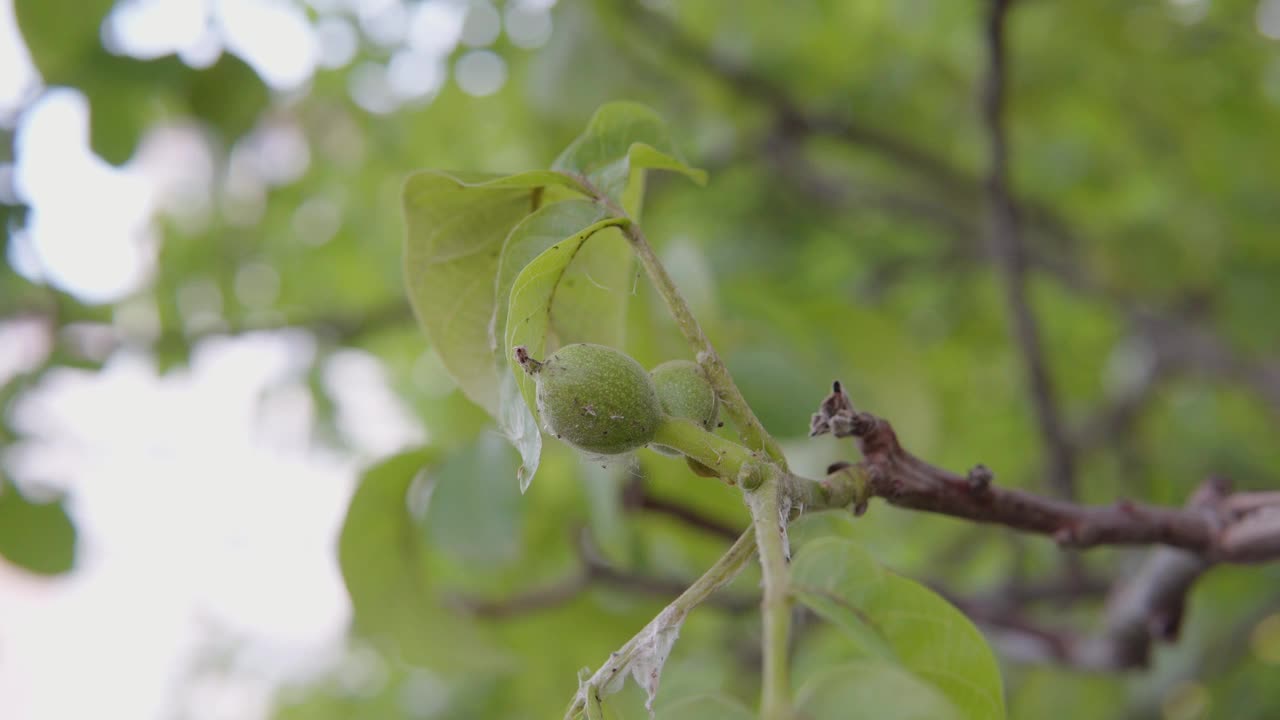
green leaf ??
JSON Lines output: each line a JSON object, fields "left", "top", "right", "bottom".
{"left": 0, "top": 480, "right": 76, "bottom": 575}
{"left": 503, "top": 216, "right": 629, "bottom": 489}
{"left": 791, "top": 537, "right": 1006, "bottom": 720}
{"left": 491, "top": 199, "right": 609, "bottom": 354}
{"left": 552, "top": 101, "right": 706, "bottom": 213}
{"left": 403, "top": 170, "right": 581, "bottom": 417}
{"left": 338, "top": 449, "right": 492, "bottom": 667}
{"left": 424, "top": 434, "right": 522, "bottom": 564}
{"left": 659, "top": 693, "right": 755, "bottom": 720}
{"left": 796, "top": 662, "right": 963, "bottom": 720}
{"left": 405, "top": 186, "right": 621, "bottom": 490}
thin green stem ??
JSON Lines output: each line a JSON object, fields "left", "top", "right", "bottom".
{"left": 748, "top": 469, "right": 794, "bottom": 719}
{"left": 573, "top": 175, "right": 797, "bottom": 716}
{"left": 788, "top": 465, "right": 872, "bottom": 512}
{"left": 652, "top": 417, "right": 755, "bottom": 480}
{"left": 564, "top": 529, "right": 759, "bottom": 719}
{"left": 621, "top": 220, "right": 788, "bottom": 468}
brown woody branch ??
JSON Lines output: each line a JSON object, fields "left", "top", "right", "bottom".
{"left": 808, "top": 381, "right": 1280, "bottom": 668}
{"left": 808, "top": 382, "right": 1280, "bottom": 562}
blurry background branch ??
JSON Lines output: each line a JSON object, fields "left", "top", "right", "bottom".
{"left": 455, "top": 529, "right": 757, "bottom": 619}
{"left": 606, "top": 0, "right": 1280, "bottom": 432}
{"left": 980, "top": 0, "right": 1077, "bottom": 503}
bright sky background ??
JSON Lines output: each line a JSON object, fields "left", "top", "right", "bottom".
{"left": 0, "top": 333, "right": 428, "bottom": 720}
{"left": 0, "top": 0, "right": 527, "bottom": 717}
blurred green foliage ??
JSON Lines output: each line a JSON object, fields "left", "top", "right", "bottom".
{"left": 0, "top": 472, "right": 76, "bottom": 575}
{"left": 3, "top": 0, "right": 1280, "bottom": 719}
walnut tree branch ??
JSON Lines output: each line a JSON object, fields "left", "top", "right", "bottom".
{"left": 808, "top": 382, "right": 1280, "bottom": 669}
{"left": 807, "top": 382, "right": 1280, "bottom": 563}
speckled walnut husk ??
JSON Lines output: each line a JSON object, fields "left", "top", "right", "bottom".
{"left": 528, "top": 343, "right": 662, "bottom": 455}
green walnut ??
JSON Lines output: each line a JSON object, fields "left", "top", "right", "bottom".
{"left": 516, "top": 343, "right": 662, "bottom": 455}
{"left": 649, "top": 360, "right": 719, "bottom": 457}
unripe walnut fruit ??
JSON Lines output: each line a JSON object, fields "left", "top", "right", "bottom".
{"left": 649, "top": 359, "right": 720, "bottom": 457}
{"left": 516, "top": 343, "right": 662, "bottom": 455}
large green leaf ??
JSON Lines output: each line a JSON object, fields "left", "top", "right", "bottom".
{"left": 337, "top": 449, "right": 491, "bottom": 667}
{"left": 791, "top": 537, "right": 1006, "bottom": 720}
{"left": 552, "top": 102, "right": 706, "bottom": 214}
{"left": 404, "top": 105, "right": 704, "bottom": 490}
{"left": 0, "top": 479, "right": 76, "bottom": 575}
{"left": 503, "top": 216, "right": 629, "bottom": 489}
{"left": 403, "top": 171, "right": 584, "bottom": 416}
{"left": 796, "top": 662, "right": 962, "bottom": 720}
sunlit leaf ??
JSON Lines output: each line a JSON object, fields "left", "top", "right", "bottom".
{"left": 0, "top": 480, "right": 76, "bottom": 575}
{"left": 552, "top": 101, "right": 706, "bottom": 214}
{"left": 491, "top": 199, "right": 608, "bottom": 355}
{"left": 796, "top": 662, "right": 963, "bottom": 720}
{"left": 403, "top": 170, "right": 587, "bottom": 417}
{"left": 791, "top": 537, "right": 1006, "bottom": 720}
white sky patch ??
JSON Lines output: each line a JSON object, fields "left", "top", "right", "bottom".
{"left": 12, "top": 89, "right": 157, "bottom": 304}
{"left": 241, "top": 119, "right": 312, "bottom": 187}
{"left": 504, "top": 2, "right": 553, "bottom": 50}
{"left": 357, "top": 0, "right": 409, "bottom": 48}
{"left": 0, "top": 317, "right": 52, "bottom": 386}
{"left": 407, "top": 0, "right": 466, "bottom": 56}
{"left": 130, "top": 123, "right": 217, "bottom": 233}
{"left": 314, "top": 15, "right": 359, "bottom": 70}
{"left": 460, "top": 1, "right": 501, "bottom": 48}
{"left": 454, "top": 49, "right": 506, "bottom": 97}
{"left": 1260, "top": 0, "right": 1280, "bottom": 39}
{"left": 348, "top": 61, "right": 397, "bottom": 115}
{"left": 322, "top": 348, "right": 426, "bottom": 458}
{"left": 104, "top": 0, "right": 212, "bottom": 60}
{"left": 214, "top": 0, "right": 319, "bottom": 91}
{"left": 0, "top": 332, "right": 428, "bottom": 720}
{"left": 387, "top": 48, "right": 445, "bottom": 100}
